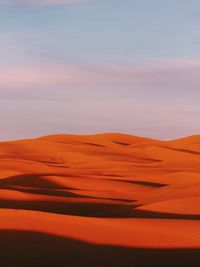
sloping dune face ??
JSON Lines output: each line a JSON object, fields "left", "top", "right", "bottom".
{"left": 0, "top": 133, "right": 200, "bottom": 267}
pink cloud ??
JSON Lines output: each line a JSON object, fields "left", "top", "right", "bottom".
{"left": 1, "top": 59, "right": 200, "bottom": 91}
{"left": 0, "top": 65, "right": 94, "bottom": 89}
{"left": 0, "top": 63, "right": 118, "bottom": 91}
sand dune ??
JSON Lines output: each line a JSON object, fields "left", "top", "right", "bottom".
{"left": 0, "top": 133, "right": 200, "bottom": 267}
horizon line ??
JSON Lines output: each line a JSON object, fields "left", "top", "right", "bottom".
{"left": 1, "top": 132, "right": 200, "bottom": 143}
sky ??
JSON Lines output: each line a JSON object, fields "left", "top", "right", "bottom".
{"left": 0, "top": 0, "right": 200, "bottom": 140}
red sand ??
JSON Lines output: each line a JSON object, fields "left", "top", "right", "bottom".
{"left": 0, "top": 133, "right": 199, "bottom": 267}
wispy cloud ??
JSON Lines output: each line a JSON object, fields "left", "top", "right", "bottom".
{"left": 1, "top": 59, "right": 200, "bottom": 91}
{"left": 1, "top": 0, "right": 90, "bottom": 7}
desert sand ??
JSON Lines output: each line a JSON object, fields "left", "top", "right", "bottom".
{"left": 0, "top": 133, "right": 199, "bottom": 267}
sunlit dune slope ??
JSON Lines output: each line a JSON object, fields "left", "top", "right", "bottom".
{"left": 0, "top": 133, "right": 200, "bottom": 266}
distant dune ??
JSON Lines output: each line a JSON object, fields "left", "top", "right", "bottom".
{"left": 0, "top": 133, "right": 199, "bottom": 267}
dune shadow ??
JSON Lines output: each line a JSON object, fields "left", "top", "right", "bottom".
{"left": 0, "top": 174, "right": 67, "bottom": 189}
{"left": 104, "top": 178, "right": 167, "bottom": 188}
{"left": 0, "top": 184, "right": 88, "bottom": 198}
{"left": 84, "top": 142, "right": 106, "bottom": 147}
{"left": 0, "top": 184, "right": 135, "bottom": 203}
{"left": 113, "top": 141, "right": 131, "bottom": 146}
{"left": 131, "top": 208, "right": 200, "bottom": 221}
{"left": 0, "top": 197, "right": 199, "bottom": 220}
{"left": 161, "top": 146, "right": 200, "bottom": 156}
{"left": 0, "top": 199, "right": 138, "bottom": 217}
{"left": 0, "top": 230, "right": 199, "bottom": 267}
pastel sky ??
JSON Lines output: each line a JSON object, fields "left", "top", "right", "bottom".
{"left": 1, "top": 0, "right": 200, "bottom": 140}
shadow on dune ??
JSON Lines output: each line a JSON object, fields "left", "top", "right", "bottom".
{"left": 104, "top": 178, "right": 167, "bottom": 188}
{"left": 0, "top": 184, "right": 134, "bottom": 203}
{"left": 161, "top": 146, "right": 200, "bottom": 156}
{"left": 0, "top": 230, "right": 199, "bottom": 267}
{"left": 130, "top": 209, "right": 200, "bottom": 220}
{"left": 0, "top": 184, "right": 90, "bottom": 198}
{"left": 0, "top": 199, "right": 137, "bottom": 217}
{"left": 0, "top": 197, "right": 199, "bottom": 220}
{"left": 112, "top": 141, "right": 131, "bottom": 146}
{"left": 0, "top": 174, "right": 69, "bottom": 189}
{"left": 84, "top": 142, "right": 106, "bottom": 147}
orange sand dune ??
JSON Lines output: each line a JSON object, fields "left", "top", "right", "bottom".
{"left": 0, "top": 133, "right": 200, "bottom": 267}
